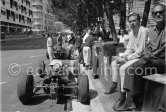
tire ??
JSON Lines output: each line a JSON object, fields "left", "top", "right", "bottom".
{"left": 37, "top": 60, "right": 45, "bottom": 76}
{"left": 46, "top": 51, "right": 49, "bottom": 59}
{"left": 17, "top": 72, "right": 34, "bottom": 105}
{"left": 78, "top": 75, "right": 89, "bottom": 103}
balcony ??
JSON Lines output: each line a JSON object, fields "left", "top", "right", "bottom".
{"left": 32, "top": 1, "right": 43, "bottom": 6}
{"left": 33, "top": 21, "right": 43, "bottom": 25}
{"left": 32, "top": 8, "right": 43, "bottom": 12}
{"left": 33, "top": 15, "right": 43, "bottom": 18}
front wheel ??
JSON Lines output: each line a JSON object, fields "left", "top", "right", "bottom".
{"left": 78, "top": 74, "right": 90, "bottom": 103}
{"left": 17, "top": 72, "right": 34, "bottom": 105}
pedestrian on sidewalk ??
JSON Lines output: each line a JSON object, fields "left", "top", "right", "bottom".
{"left": 47, "top": 33, "right": 54, "bottom": 62}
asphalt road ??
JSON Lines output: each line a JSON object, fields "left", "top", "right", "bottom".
{"left": 0, "top": 37, "right": 78, "bottom": 112}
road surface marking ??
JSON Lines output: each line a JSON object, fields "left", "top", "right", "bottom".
{"left": 19, "top": 63, "right": 32, "bottom": 66}
{"left": 29, "top": 55, "right": 43, "bottom": 58}
{"left": 0, "top": 82, "right": 7, "bottom": 85}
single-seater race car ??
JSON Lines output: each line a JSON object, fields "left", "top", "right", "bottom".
{"left": 17, "top": 47, "right": 89, "bottom": 105}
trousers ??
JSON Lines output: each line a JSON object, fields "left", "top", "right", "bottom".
{"left": 47, "top": 47, "right": 53, "bottom": 62}
{"left": 111, "top": 58, "right": 139, "bottom": 91}
{"left": 83, "top": 46, "right": 91, "bottom": 66}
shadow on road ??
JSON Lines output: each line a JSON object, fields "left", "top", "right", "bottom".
{"left": 23, "top": 93, "right": 72, "bottom": 111}
{"left": 25, "top": 94, "right": 49, "bottom": 105}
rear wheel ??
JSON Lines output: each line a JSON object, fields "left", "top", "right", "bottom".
{"left": 17, "top": 72, "right": 34, "bottom": 105}
{"left": 78, "top": 74, "right": 89, "bottom": 103}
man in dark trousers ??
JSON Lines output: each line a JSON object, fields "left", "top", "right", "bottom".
{"left": 75, "top": 31, "right": 83, "bottom": 55}
{"left": 117, "top": 4, "right": 165, "bottom": 111}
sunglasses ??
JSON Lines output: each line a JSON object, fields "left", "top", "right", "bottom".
{"left": 152, "top": 10, "right": 165, "bottom": 16}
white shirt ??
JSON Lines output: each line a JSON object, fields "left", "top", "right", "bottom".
{"left": 122, "top": 26, "right": 149, "bottom": 60}
{"left": 67, "top": 34, "right": 72, "bottom": 42}
{"left": 47, "top": 37, "right": 52, "bottom": 47}
{"left": 82, "top": 33, "right": 89, "bottom": 43}
{"left": 118, "top": 34, "right": 129, "bottom": 43}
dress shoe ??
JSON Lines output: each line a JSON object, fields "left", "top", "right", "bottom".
{"left": 104, "top": 82, "right": 117, "bottom": 94}
{"left": 115, "top": 95, "right": 136, "bottom": 111}
{"left": 112, "top": 92, "right": 126, "bottom": 110}
{"left": 85, "top": 65, "right": 89, "bottom": 70}
{"left": 79, "top": 61, "right": 84, "bottom": 64}
{"left": 88, "top": 65, "right": 92, "bottom": 69}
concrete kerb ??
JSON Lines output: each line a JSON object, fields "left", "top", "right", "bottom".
{"left": 0, "top": 35, "right": 43, "bottom": 42}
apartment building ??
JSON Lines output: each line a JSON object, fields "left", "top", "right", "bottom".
{"left": 0, "top": 0, "right": 33, "bottom": 34}
{"left": 31, "top": 0, "right": 55, "bottom": 34}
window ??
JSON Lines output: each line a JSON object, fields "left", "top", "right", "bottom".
{"left": 1, "top": 10, "right": 6, "bottom": 15}
{"left": 18, "top": 5, "right": 20, "bottom": 9}
{"left": 19, "top": 14, "right": 21, "bottom": 22}
{"left": 21, "top": 5, "right": 23, "bottom": 12}
{"left": 15, "top": 14, "right": 18, "bottom": 19}
{"left": 14, "top": 1, "right": 18, "bottom": 10}
{"left": 2, "top": 0, "right": 5, "bottom": 5}
{"left": 11, "top": 11, "right": 15, "bottom": 21}
{"left": 6, "top": 9, "right": 10, "bottom": 20}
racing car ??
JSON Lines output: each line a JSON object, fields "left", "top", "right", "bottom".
{"left": 17, "top": 48, "right": 89, "bottom": 105}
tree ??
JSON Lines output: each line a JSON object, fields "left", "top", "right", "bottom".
{"left": 119, "top": 0, "right": 126, "bottom": 30}
{"left": 141, "top": 0, "right": 151, "bottom": 27}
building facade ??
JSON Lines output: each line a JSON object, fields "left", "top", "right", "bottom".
{"left": 31, "top": 0, "right": 55, "bottom": 34}
{"left": 0, "top": 0, "right": 33, "bottom": 34}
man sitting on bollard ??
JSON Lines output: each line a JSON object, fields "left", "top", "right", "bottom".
{"left": 104, "top": 12, "right": 149, "bottom": 110}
